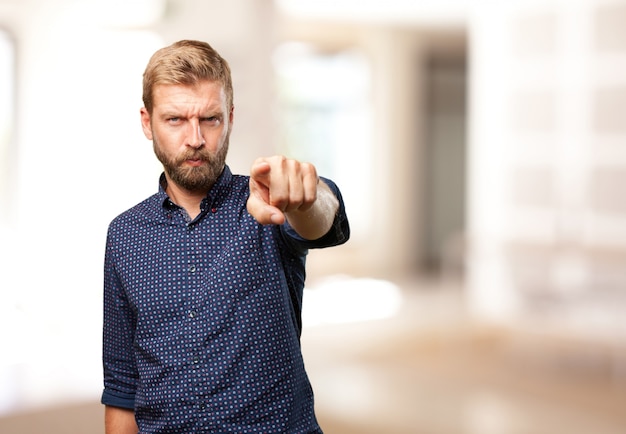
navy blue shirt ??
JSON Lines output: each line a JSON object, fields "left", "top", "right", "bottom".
{"left": 101, "top": 166, "right": 349, "bottom": 433}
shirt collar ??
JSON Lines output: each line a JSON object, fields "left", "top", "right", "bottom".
{"left": 158, "top": 165, "right": 233, "bottom": 212}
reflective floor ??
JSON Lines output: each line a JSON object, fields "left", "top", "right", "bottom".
{"left": 305, "top": 277, "right": 626, "bottom": 434}
{"left": 1, "top": 277, "right": 625, "bottom": 433}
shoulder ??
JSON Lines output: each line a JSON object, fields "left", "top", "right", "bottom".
{"left": 228, "top": 173, "right": 250, "bottom": 194}
{"left": 216, "top": 173, "right": 250, "bottom": 212}
{"left": 107, "top": 193, "right": 162, "bottom": 234}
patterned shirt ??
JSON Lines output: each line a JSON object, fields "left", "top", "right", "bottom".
{"left": 101, "top": 166, "right": 349, "bottom": 433}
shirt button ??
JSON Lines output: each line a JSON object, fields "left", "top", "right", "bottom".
{"left": 189, "top": 311, "right": 196, "bottom": 318}
{"left": 189, "top": 265, "right": 196, "bottom": 273}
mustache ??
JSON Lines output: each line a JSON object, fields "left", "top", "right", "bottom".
{"left": 176, "top": 149, "right": 211, "bottom": 164}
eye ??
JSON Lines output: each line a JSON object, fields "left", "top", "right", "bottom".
{"left": 167, "top": 117, "right": 181, "bottom": 124}
{"left": 202, "top": 116, "right": 221, "bottom": 126}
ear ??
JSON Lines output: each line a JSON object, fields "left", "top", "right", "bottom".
{"left": 229, "top": 105, "right": 234, "bottom": 125}
{"left": 140, "top": 107, "right": 153, "bottom": 140}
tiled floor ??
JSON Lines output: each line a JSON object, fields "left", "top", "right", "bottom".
{"left": 1, "top": 277, "right": 625, "bottom": 433}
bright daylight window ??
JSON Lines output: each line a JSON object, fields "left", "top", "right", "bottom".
{"left": 273, "top": 42, "right": 373, "bottom": 239}
{"left": 0, "top": 29, "right": 14, "bottom": 220}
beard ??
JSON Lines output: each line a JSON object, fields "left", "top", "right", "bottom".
{"left": 153, "top": 135, "right": 229, "bottom": 192}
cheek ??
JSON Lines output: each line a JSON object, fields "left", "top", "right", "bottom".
{"left": 216, "top": 126, "right": 230, "bottom": 146}
{"left": 154, "top": 129, "right": 182, "bottom": 150}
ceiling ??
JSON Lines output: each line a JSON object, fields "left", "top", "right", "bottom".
{"left": 275, "top": 0, "right": 469, "bottom": 27}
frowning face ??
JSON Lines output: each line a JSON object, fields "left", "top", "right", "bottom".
{"left": 141, "top": 80, "right": 234, "bottom": 192}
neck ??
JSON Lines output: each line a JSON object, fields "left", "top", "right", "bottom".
{"left": 165, "top": 177, "right": 209, "bottom": 220}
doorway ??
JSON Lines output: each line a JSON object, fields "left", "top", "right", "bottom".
{"left": 421, "top": 38, "right": 467, "bottom": 277}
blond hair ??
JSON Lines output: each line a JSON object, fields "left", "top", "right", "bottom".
{"left": 142, "top": 40, "right": 233, "bottom": 113}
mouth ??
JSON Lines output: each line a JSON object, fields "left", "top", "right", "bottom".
{"left": 184, "top": 158, "right": 205, "bottom": 167}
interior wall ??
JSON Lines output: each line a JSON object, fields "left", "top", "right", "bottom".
{"left": 0, "top": 0, "right": 279, "bottom": 414}
{"left": 467, "top": 0, "right": 626, "bottom": 330}
{"left": 275, "top": 19, "right": 432, "bottom": 279}
{"left": 367, "top": 28, "right": 426, "bottom": 278}
{"left": 422, "top": 37, "right": 467, "bottom": 275}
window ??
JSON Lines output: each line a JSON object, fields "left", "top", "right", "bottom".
{"left": 0, "top": 29, "right": 14, "bottom": 222}
{"left": 273, "top": 42, "right": 373, "bottom": 238}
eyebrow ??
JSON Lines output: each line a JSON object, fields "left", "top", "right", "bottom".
{"left": 158, "top": 107, "right": 223, "bottom": 118}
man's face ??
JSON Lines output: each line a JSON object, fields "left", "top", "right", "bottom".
{"left": 141, "top": 80, "right": 233, "bottom": 192}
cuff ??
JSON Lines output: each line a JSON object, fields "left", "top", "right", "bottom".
{"left": 101, "top": 389, "right": 135, "bottom": 410}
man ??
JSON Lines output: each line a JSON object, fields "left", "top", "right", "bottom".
{"left": 101, "top": 40, "right": 350, "bottom": 434}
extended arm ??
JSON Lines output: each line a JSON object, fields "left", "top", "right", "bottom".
{"left": 246, "top": 156, "right": 339, "bottom": 240}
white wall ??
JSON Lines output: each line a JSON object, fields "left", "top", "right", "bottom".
{"left": 6, "top": 0, "right": 626, "bottom": 417}
{"left": 0, "top": 0, "right": 277, "bottom": 414}
{"left": 467, "top": 0, "right": 626, "bottom": 331}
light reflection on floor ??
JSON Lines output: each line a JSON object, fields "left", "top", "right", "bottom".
{"left": 302, "top": 276, "right": 626, "bottom": 434}
{"left": 303, "top": 275, "right": 403, "bottom": 326}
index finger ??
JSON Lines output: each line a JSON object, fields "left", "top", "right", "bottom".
{"left": 249, "top": 159, "right": 272, "bottom": 185}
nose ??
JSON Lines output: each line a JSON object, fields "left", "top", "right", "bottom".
{"left": 188, "top": 123, "right": 206, "bottom": 148}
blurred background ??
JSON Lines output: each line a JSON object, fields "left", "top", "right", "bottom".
{"left": 1, "top": 0, "right": 626, "bottom": 432}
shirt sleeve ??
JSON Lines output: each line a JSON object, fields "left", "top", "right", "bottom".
{"left": 101, "top": 225, "right": 138, "bottom": 410}
{"left": 280, "top": 176, "right": 350, "bottom": 253}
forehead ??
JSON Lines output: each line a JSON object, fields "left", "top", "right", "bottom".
{"left": 152, "top": 80, "right": 226, "bottom": 112}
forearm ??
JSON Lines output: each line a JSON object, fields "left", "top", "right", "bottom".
{"left": 105, "top": 406, "right": 138, "bottom": 434}
{"left": 285, "top": 179, "right": 339, "bottom": 240}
